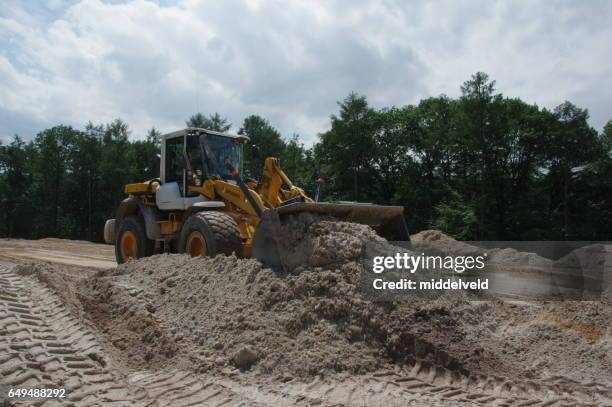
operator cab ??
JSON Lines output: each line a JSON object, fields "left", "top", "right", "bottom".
{"left": 157, "top": 128, "right": 249, "bottom": 211}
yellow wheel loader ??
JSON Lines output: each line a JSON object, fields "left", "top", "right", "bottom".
{"left": 104, "top": 128, "right": 409, "bottom": 270}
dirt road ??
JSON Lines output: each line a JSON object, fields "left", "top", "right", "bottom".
{"left": 0, "top": 235, "right": 610, "bottom": 406}
{"left": 0, "top": 238, "right": 116, "bottom": 269}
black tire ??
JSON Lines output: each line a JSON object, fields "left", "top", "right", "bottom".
{"left": 115, "top": 215, "right": 154, "bottom": 264}
{"left": 178, "top": 211, "right": 242, "bottom": 257}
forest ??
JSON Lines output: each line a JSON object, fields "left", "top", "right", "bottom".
{"left": 1, "top": 72, "right": 611, "bottom": 242}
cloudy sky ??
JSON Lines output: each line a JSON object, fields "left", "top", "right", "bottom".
{"left": 1, "top": 0, "right": 611, "bottom": 145}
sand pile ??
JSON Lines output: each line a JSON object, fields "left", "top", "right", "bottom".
{"left": 7, "top": 231, "right": 612, "bottom": 406}
{"left": 455, "top": 300, "right": 612, "bottom": 383}
{"left": 10, "top": 217, "right": 611, "bottom": 401}
{"left": 48, "top": 217, "right": 604, "bottom": 387}
{"left": 81, "top": 216, "right": 484, "bottom": 378}
{"left": 411, "top": 230, "right": 482, "bottom": 257}
{"left": 555, "top": 244, "right": 612, "bottom": 298}
{"left": 412, "top": 229, "right": 551, "bottom": 268}
{"left": 270, "top": 213, "right": 388, "bottom": 273}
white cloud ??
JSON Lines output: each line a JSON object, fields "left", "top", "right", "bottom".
{"left": 0, "top": 0, "right": 611, "bottom": 144}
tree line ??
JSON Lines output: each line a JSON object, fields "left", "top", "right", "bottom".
{"left": 1, "top": 72, "right": 611, "bottom": 242}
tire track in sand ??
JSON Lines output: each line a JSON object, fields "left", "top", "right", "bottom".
{"left": 0, "top": 265, "right": 268, "bottom": 406}
{"left": 1, "top": 262, "right": 608, "bottom": 406}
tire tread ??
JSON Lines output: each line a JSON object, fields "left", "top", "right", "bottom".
{"left": 181, "top": 211, "right": 242, "bottom": 256}
{"left": 114, "top": 215, "right": 154, "bottom": 264}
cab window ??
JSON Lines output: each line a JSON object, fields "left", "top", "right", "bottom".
{"left": 165, "top": 136, "right": 184, "bottom": 185}
{"left": 203, "top": 135, "right": 242, "bottom": 180}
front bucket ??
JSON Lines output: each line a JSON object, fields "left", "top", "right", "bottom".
{"left": 252, "top": 202, "right": 410, "bottom": 271}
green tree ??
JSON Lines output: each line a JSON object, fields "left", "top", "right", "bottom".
{"left": 0, "top": 136, "right": 35, "bottom": 237}
{"left": 280, "top": 135, "right": 317, "bottom": 195}
{"left": 432, "top": 190, "right": 479, "bottom": 240}
{"left": 454, "top": 72, "right": 502, "bottom": 238}
{"left": 602, "top": 120, "right": 612, "bottom": 152}
{"left": 98, "top": 119, "right": 133, "bottom": 231}
{"left": 316, "top": 93, "right": 377, "bottom": 201}
{"left": 104, "top": 118, "right": 130, "bottom": 143}
{"left": 186, "top": 112, "right": 231, "bottom": 132}
{"left": 2, "top": 73, "right": 611, "bottom": 243}
{"left": 412, "top": 98, "right": 456, "bottom": 228}
{"left": 239, "top": 115, "right": 286, "bottom": 179}
{"left": 30, "top": 126, "right": 80, "bottom": 237}
{"left": 146, "top": 127, "right": 162, "bottom": 147}
{"left": 544, "top": 102, "right": 600, "bottom": 238}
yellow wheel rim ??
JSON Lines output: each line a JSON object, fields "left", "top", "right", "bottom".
{"left": 120, "top": 230, "right": 137, "bottom": 261}
{"left": 186, "top": 231, "right": 207, "bottom": 257}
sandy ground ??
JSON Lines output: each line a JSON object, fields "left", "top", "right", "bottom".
{"left": 0, "top": 228, "right": 611, "bottom": 406}
{"left": 0, "top": 238, "right": 116, "bottom": 269}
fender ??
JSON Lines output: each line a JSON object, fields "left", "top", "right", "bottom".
{"left": 116, "top": 197, "right": 139, "bottom": 222}
{"left": 183, "top": 201, "right": 226, "bottom": 220}
{"left": 116, "top": 197, "right": 163, "bottom": 240}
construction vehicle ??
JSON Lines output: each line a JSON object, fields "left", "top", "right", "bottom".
{"left": 104, "top": 128, "right": 409, "bottom": 270}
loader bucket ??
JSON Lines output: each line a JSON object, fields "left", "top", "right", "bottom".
{"left": 252, "top": 202, "right": 410, "bottom": 271}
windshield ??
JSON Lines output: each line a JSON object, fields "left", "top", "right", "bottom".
{"left": 200, "top": 134, "right": 242, "bottom": 180}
